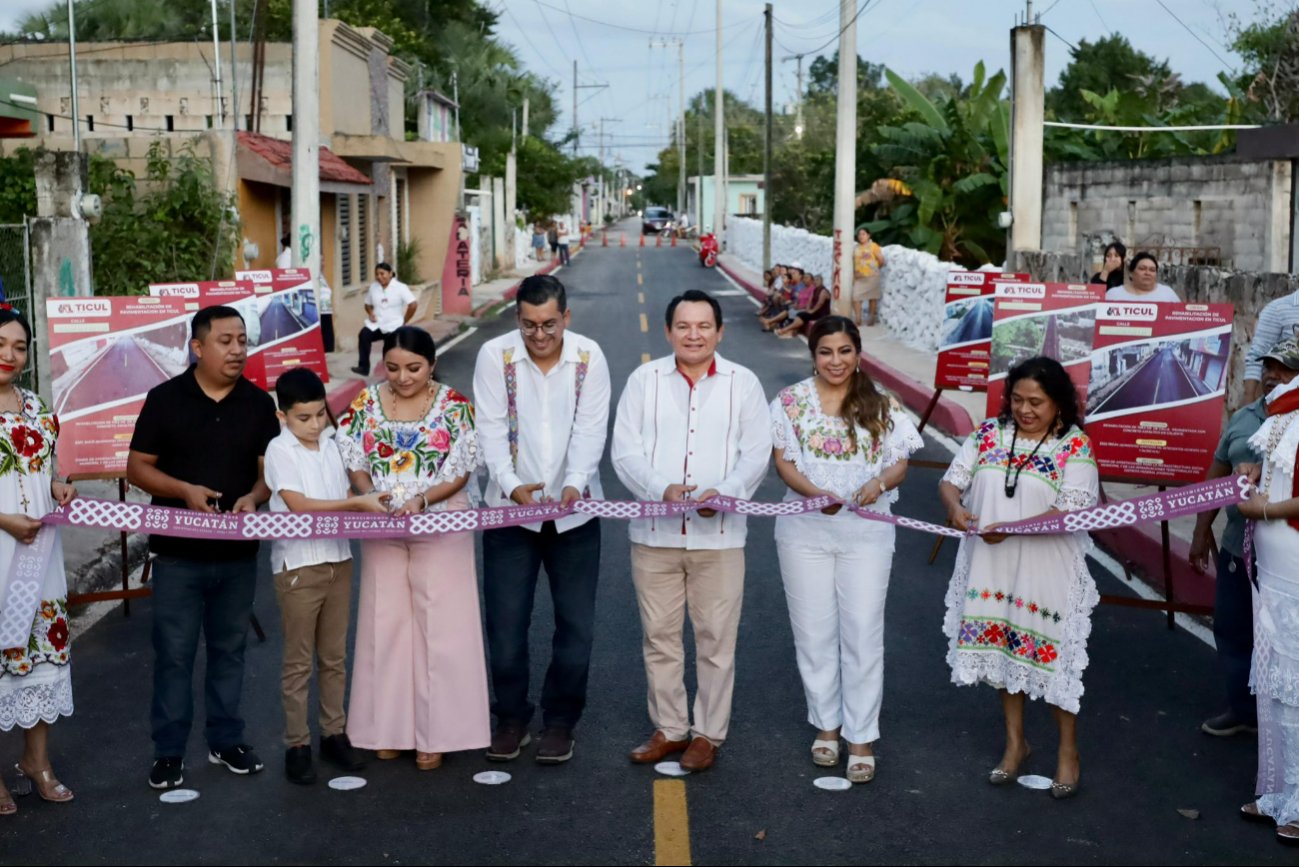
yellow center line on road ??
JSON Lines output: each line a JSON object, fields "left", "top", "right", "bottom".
{"left": 639, "top": 313, "right": 649, "bottom": 333}
{"left": 653, "top": 779, "right": 692, "bottom": 866}
{"left": 638, "top": 273, "right": 644, "bottom": 286}
{"left": 638, "top": 292, "right": 645, "bottom": 304}
{"left": 641, "top": 352, "right": 651, "bottom": 364}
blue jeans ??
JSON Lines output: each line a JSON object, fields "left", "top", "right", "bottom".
{"left": 150, "top": 556, "right": 258, "bottom": 757}
{"left": 1214, "top": 548, "right": 1257, "bottom": 725}
{"left": 483, "top": 519, "right": 600, "bottom": 729}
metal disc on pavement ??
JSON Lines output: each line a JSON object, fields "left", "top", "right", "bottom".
{"left": 1018, "top": 774, "right": 1053, "bottom": 790}
{"left": 473, "top": 771, "right": 512, "bottom": 785}
{"left": 328, "top": 776, "right": 367, "bottom": 791}
{"left": 654, "top": 761, "right": 690, "bottom": 777}
{"left": 813, "top": 776, "right": 852, "bottom": 791}
{"left": 159, "top": 788, "right": 200, "bottom": 804}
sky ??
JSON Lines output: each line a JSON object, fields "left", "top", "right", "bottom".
{"left": 0, "top": 0, "right": 1261, "bottom": 174}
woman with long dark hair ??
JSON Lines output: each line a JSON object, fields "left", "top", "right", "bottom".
{"left": 937, "top": 357, "right": 1098, "bottom": 799}
{"left": 770, "top": 316, "right": 922, "bottom": 783}
{"left": 1088, "top": 241, "right": 1127, "bottom": 290}
{"left": 337, "top": 326, "right": 489, "bottom": 770}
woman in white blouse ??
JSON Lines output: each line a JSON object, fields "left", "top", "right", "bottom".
{"left": 770, "top": 316, "right": 923, "bottom": 783}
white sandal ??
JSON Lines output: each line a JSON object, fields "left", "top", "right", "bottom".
{"left": 846, "top": 754, "right": 876, "bottom": 784}
{"left": 811, "top": 738, "right": 840, "bottom": 767}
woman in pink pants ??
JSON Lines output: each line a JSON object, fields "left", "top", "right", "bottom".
{"left": 338, "top": 326, "right": 489, "bottom": 769}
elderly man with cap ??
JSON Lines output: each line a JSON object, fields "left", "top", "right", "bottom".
{"left": 1190, "top": 335, "right": 1299, "bottom": 739}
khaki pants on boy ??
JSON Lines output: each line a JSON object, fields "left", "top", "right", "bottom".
{"left": 630, "top": 544, "right": 745, "bottom": 746}
{"left": 273, "top": 560, "right": 353, "bottom": 747}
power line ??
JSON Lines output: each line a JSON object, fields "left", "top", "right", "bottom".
{"left": 501, "top": 4, "right": 569, "bottom": 80}
{"left": 1153, "top": 0, "right": 1234, "bottom": 70}
{"left": 1085, "top": 0, "right": 1111, "bottom": 34}
{"left": 528, "top": 0, "right": 747, "bottom": 35}
{"left": 785, "top": 0, "right": 874, "bottom": 58}
{"left": 1043, "top": 24, "right": 1077, "bottom": 53}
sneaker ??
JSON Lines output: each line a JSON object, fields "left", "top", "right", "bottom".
{"left": 486, "top": 720, "right": 532, "bottom": 762}
{"left": 1202, "top": 711, "right": 1258, "bottom": 737}
{"left": 320, "top": 733, "right": 365, "bottom": 772}
{"left": 535, "top": 727, "right": 575, "bottom": 765}
{"left": 148, "top": 757, "right": 185, "bottom": 790}
{"left": 208, "top": 744, "right": 265, "bottom": 775}
{"left": 285, "top": 745, "right": 316, "bottom": 785}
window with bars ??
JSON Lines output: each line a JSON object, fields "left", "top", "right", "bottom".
{"left": 395, "top": 178, "right": 406, "bottom": 246}
{"left": 357, "top": 194, "right": 369, "bottom": 279}
{"left": 338, "top": 194, "right": 352, "bottom": 286}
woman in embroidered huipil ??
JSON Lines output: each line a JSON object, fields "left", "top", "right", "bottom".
{"left": 1236, "top": 338, "right": 1299, "bottom": 842}
{"left": 938, "top": 356, "right": 1098, "bottom": 800}
{"left": 770, "top": 317, "right": 923, "bottom": 784}
{"left": 338, "top": 326, "right": 489, "bottom": 770}
{"left": 0, "top": 308, "right": 77, "bottom": 813}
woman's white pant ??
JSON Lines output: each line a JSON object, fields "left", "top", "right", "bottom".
{"left": 776, "top": 531, "right": 893, "bottom": 744}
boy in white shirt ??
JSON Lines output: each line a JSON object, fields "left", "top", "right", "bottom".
{"left": 264, "top": 368, "right": 390, "bottom": 784}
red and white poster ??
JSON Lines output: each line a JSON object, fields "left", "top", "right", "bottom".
{"left": 149, "top": 268, "right": 328, "bottom": 389}
{"left": 1085, "top": 302, "right": 1233, "bottom": 483}
{"left": 47, "top": 296, "right": 192, "bottom": 475}
{"left": 936, "top": 271, "right": 1029, "bottom": 390}
{"left": 985, "top": 282, "right": 1105, "bottom": 417}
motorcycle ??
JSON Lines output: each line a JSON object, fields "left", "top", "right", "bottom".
{"left": 698, "top": 233, "right": 718, "bottom": 268}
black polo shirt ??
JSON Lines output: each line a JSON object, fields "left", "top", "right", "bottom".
{"left": 130, "top": 366, "right": 279, "bottom": 561}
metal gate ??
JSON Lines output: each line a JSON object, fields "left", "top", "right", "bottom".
{"left": 0, "top": 220, "right": 33, "bottom": 391}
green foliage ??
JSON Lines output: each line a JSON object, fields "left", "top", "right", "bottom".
{"left": 396, "top": 236, "right": 421, "bottom": 285}
{"left": 806, "top": 52, "right": 885, "bottom": 95}
{"left": 1046, "top": 35, "right": 1176, "bottom": 121}
{"left": 1228, "top": 4, "right": 1299, "bottom": 121}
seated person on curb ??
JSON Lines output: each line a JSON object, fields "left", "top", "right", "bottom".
{"left": 264, "top": 368, "right": 392, "bottom": 785}
{"left": 775, "top": 273, "right": 832, "bottom": 338}
{"left": 761, "top": 266, "right": 809, "bottom": 332}
{"left": 758, "top": 268, "right": 792, "bottom": 320}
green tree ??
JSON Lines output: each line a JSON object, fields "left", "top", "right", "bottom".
{"left": 1229, "top": 5, "right": 1299, "bottom": 121}
{"left": 806, "top": 51, "right": 885, "bottom": 95}
{"left": 1046, "top": 35, "right": 1175, "bottom": 120}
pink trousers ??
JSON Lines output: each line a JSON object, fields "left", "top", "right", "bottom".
{"left": 347, "top": 509, "right": 490, "bottom": 754}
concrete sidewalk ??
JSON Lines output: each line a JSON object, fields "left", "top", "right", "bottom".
{"left": 715, "top": 250, "right": 1219, "bottom": 616}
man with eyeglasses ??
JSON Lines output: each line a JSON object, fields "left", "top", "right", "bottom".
{"left": 472, "top": 274, "right": 611, "bottom": 765}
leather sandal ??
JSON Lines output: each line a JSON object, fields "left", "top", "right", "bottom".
{"left": 0, "top": 784, "right": 15, "bottom": 816}
{"left": 846, "top": 754, "right": 875, "bottom": 784}
{"left": 374, "top": 749, "right": 401, "bottom": 760}
{"left": 811, "top": 738, "right": 840, "bottom": 768}
{"left": 1241, "top": 801, "right": 1274, "bottom": 825}
{"left": 415, "top": 752, "right": 443, "bottom": 771}
{"left": 1278, "top": 822, "right": 1299, "bottom": 846}
{"left": 14, "top": 762, "right": 73, "bottom": 803}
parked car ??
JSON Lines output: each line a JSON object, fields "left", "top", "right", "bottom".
{"left": 642, "top": 207, "right": 674, "bottom": 235}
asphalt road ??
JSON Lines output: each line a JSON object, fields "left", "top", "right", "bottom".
{"left": 948, "top": 298, "right": 993, "bottom": 344}
{"left": 0, "top": 229, "right": 1284, "bottom": 863}
{"left": 1093, "top": 346, "right": 1212, "bottom": 414}
{"left": 260, "top": 296, "right": 313, "bottom": 343}
{"left": 54, "top": 336, "right": 169, "bottom": 415}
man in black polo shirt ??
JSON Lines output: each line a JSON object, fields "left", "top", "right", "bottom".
{"left": 128, "top": 305, "right": 280, "bottom": 790}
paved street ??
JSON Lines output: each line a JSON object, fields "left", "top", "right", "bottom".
{"left": 53, "top": 336, "right": 170, "bottom": 416}
{"left": 1092, "top": 346, "right": 1213, "bottom": 415}
{"left": 0, "top": 239, "right": 1283, "bottom": 864}
{"left": 947, "top": 298, "right": 993, "bottom": 345}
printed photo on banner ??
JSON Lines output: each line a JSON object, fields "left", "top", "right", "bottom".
{"left": 985, "top": 281, "right": 1105, "bottom": 416}
{"left": 46, "top": 295, "right": 193, "bottom": 475}
{"left": 1085, "top": 301, "right": 1233, "bottom": 483}
{"left": 934, "top": 271, "right": 1028, "bottom": 391}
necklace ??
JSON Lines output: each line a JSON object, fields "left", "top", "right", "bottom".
{"left": 0, "top": 384, "right": 20, "bottom": 415}
{"left": 385, "top": 381, "right": 437, "bottom": 422}
{"left": 1004, "top": 421, "right": 1053, "bottom": 499}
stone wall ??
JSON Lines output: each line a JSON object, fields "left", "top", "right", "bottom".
{"left": 726, "top": 217, "right": 967, "bottom": 352}
{"left": 1016, "top": 249, "right": 1299, "bottom": 409}
{"left": 1041, "top": 155, "right": 1292, "bottom": 273}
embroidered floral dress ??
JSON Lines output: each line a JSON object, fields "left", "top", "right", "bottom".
{"left": 0, "top": 388, "right": 73, "bottom": 730}
{"left": 770, "top": 378, "right": 923, "bottom": 549}
{"left": 1247, "top": 380, "right": 1299, "bottom": 826}
{"left": 337, "top": 383, "right": 481, "bottom": 506}
{"left": 940, "top": 418, "right": 1099, "bottom": 713}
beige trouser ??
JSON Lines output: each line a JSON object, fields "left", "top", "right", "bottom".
{"left": 274, "top": 560, "right": 353, "bottom": 747}
{"left": 630, "top": 544, "right": 745, "bottom": 745}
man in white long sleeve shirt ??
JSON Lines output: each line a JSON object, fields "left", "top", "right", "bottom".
{"left": 473, "top": 275, "right": 611, "bottom": 765}
{"left": 612, "top": 289, "right": 771, "bottom": 772}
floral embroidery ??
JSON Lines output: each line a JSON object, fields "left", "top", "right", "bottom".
{"left": 956, "top": 616, "right": 1060, "bottom": 671}
{"left": 503, "top": 346, "right": 590, "bottom": 468}
{"left": 778, "top": 380, "right": 882, "bottom": 463}
{"left": 966, "top": 587, "right": 1061, "bottom": 622}
{"left": 0, "top": 390, "right": 57, "bottom": 478}
{"left": 1, "top": 598, "right": 70, "bottom": 677}
{"left": 967, "top": 419, "right": 1094, "bottom": 493}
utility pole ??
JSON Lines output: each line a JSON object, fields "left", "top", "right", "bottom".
{"left": 1009, "top": 4, "right": 1045, "bottom": 255}
{"left": 781, "top": 53, "right": 805, "bottom": 138}
{"left": 65, "top": 0, "right": 80, "bottom": 151}
{"left": 573, "top": 60, "right": 578, "bottom": 157}
{"left": 209, "top": 0, "right": 224, "bottom": 123}
{"left": 713, "top": 0, "right": 725, "bottom": 242}
{"left": 228, "top": 0, "right": 239, "bottom": 129}
{"left": 763, "top": 3, "right": 773, "bottom": 273}
{"left": 598, "top": 117, "right": 621, "bottom": 224}
{"left": 291, "top": 0, "right": 321, "bottom": 295}
{"left": 522, "top": 97, "right": 530, "bottom": 140}
{"left": 651, "top": 39, "right": 688, "bottom": 219}
{"left": 830, "top": 0, "right": 857, "bottom": 316}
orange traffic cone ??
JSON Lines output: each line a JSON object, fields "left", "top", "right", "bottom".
{"left": 639, "top": 234, "right": 645, "bottom": 247}
{"left": 601, "top": 230, "right": 608, "bottom": 247}
{"left": 670, "top": 233, "right": 677, "bottom": 248}
{"left": 656, "top": 234, "right": 663, "bottom": 248}
{"left": 620, "top": 233, "right": 626, "bottom": 247}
